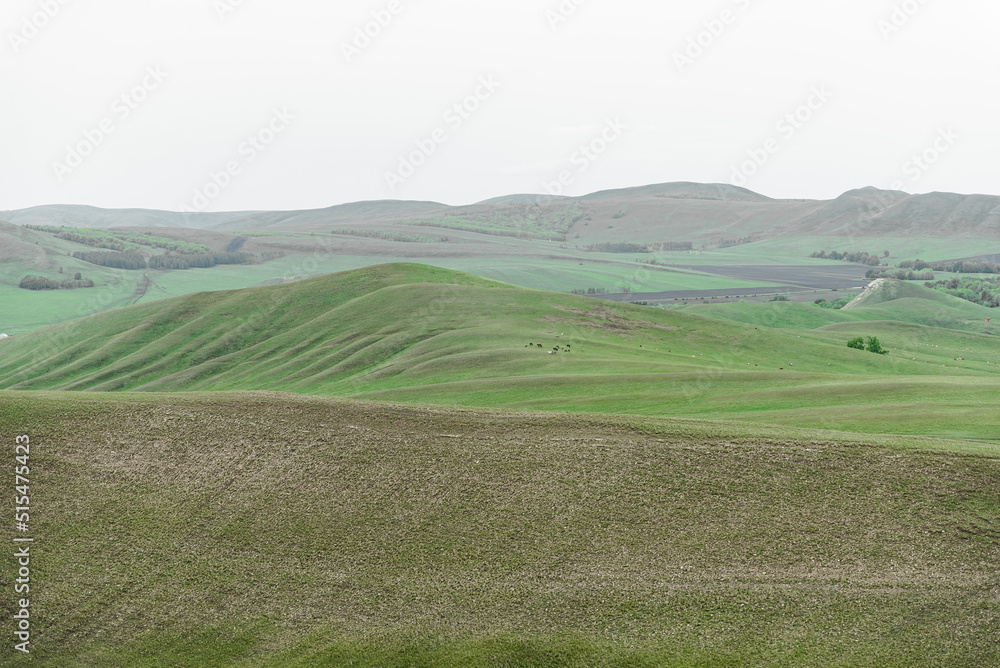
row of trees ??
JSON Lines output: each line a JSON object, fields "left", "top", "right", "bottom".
{"left": 924, "top": 277, "right": 1000, "bottom": 308}
{"left": 583, "top": 242, "right": 694, "bottom": 253}
{"left": 148, "top": 252, "right": 253, "bottom": 270}
{"left": 71, "top": 250, "right": 254, "bottom": 270}
{"left": 26, "top": 225, "right": 211, "bottom": 254}
{"left": 865, "top": 268, "right": 935, "bottom": 281}
{"left": 900, "top": 259, "right": 1000, "bottom": 274}
{"left": 718, "top": 236, "right": 758, "bottom": 249}
{"left": 811, "top": 250, "right": 886, "bottom": 266}
{"left": 19, "top": 275, "right": 94, "bottom": 290}
{"left": 47, "top": 228, "right": 134, "bottom": 252}
{"left": 583, "top": 242, "right": 650, "bottom": 253}
{"left": 72, "top": 251, "right": 147, "bottom": 270}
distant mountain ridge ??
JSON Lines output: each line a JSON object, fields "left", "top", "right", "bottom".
{"left": 4, "top": 182, "right": 1000, "bottom": 244}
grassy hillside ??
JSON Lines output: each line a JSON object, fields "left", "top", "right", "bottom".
{"left": 842, "top": 279, "right": 952, "bottom": 309}
{"left": 2, "top": 264, "right": 999, "bottom": 441}
{"left": 1, "top": 392, "right": 997, "bottom": 666}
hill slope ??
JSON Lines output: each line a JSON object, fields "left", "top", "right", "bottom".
{"left": 842, "top": 278, "right": 947, "bottom": 310}
{"left": 1, "top": 391, "right": 997, "bottom": 666}
{"left": 3, "top": 264, "right": 1000, "bottom": 441}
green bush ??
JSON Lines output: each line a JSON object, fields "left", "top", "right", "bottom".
{"left": 865, "top": 336, "right": 888, "bottom": 355}
{"left": 847, "top": 336, "right": 888, "bottom": 355}
{"left": 816, "top": 294, "right": 855, "bottom": 310}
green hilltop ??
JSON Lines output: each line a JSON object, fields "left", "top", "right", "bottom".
{"left": 841, "top": 277, "right": 952, "bottom": 309}
{"left": 3, "top": 265, "right": 999, "bottom": 442}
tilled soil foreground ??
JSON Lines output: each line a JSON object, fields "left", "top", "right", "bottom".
{"left": 1, "top": 391, "right": 997, "bottom": 667}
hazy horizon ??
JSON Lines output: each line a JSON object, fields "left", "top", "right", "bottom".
{"left": 3, "top": 0, "right": 997, "bottom": 212}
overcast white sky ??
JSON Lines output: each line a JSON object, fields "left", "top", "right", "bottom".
{"left": 1, "top": 0, "right": 997, "bottom": 211}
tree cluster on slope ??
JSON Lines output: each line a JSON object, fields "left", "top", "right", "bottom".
{"left": 18, "top": 275, "right": 95, "bottom": 290}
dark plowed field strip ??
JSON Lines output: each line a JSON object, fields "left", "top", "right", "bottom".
{"left": 595, "top": 264, "right": 870, "bottom": 302}
{"left": 671, "top": 264, "right": 871, "bottom": 289}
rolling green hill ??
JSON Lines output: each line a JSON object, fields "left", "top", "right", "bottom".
{"left": 3, "top": 264, "right": 999, "bottom": 442}
{"left": 1, "top": 391, "right": 997, "bottom": 666}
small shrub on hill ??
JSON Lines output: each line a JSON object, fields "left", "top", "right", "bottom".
{"left": 865, "top": 336, "right": 888, "bottom": 355}
{"left": 814, "top": 294, "right": 855, "bottom": 310}
{"left": 847, "top": 336, "right": 888, "bottom": 354}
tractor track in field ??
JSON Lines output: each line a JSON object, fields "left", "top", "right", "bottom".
{"left": 130, "top": 272, "right": 152, "bottom": 304}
